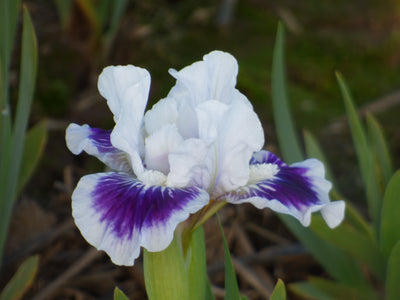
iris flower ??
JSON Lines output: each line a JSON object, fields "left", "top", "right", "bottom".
{"left": 66, "top": 51, "right": 345, "bottom": 266}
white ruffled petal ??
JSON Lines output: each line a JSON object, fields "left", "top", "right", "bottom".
{"left": 196, "top": 100, "right": 264, "bottom": 197}
{"left": 97, "top": 65, "right": 150, "bottom": 175}
{"left": 144, "top": 124, "right": 184, "bottom": 174}
{"left": 72, "top": 172, "right": 209, "bottom": 266}
{"left": 168, "top": 50, "right": 252, "bottom": 108}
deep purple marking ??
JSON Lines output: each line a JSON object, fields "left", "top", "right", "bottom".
{"left": 91, "top": 173, "right": 202, "bottom": 240}
{"left": 250, "top": 150, "right": 286, "bottom": 167}
{"left": 233, "top": 151, "right": 320, "bottom": 209}
{"left": 89, "top": 128, "right": 115, "bottom": 153}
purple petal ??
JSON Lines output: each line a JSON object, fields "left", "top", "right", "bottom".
{"left": 66, "top": 123, "right": 131, "bottom": 172}
{"left": 72, "top": 172, "right": 209, "bottom": 265}
{"left": 222, "top": 151, "right": 345, "bottom": 228}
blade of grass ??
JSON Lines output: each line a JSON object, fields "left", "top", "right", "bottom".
{"left": 217, "top": 215, "right": 241, "bottom": 300}
{"left": 271, "top": 22, "right": 303, "bottom": 164}
{"left": 0, "top": 6, "right": 37, "bottom": 263}
{"left": 380, "top": 170, "right": 400, "bottom": 258}
{"left": 0, "top": 255, "right": 39, "bottom": 300}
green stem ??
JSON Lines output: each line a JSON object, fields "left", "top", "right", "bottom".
{"left": 144, "top": 231, "right": 189, "bottom": 300}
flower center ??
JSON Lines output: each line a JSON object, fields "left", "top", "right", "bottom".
{"left": 249, "top": 163, "right": 279, "bottom": 183}
{"left": 138, "top": 170, "right": 167, "bottom": 186}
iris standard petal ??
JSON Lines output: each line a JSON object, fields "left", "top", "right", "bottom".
{"left": 144, "top": 124, "right": 183, "bottom": 175}
{"left": 168, "top": 50, "right": 251, "bottom": 108}
{"left": 97, "top": 65, "right": 150, "bottom": 175}
{"left": 222, "top": 151, "right": 345, "bottom": 228}
{"left": 66, "top": 123, "right": 130, "bottom": 172}
{"left": 196, "top": 100, "right": 264, "bottom": 197}
{"left": 72, "top": 172, "right": 209, "bottom": 266}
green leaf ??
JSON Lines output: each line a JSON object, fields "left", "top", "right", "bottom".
{"left": 270, "top": 279, "right": 286, "bottom": 300}
{"left": 386, "top": 240, "right": 400, "bottom": 300}
{"left": 366, "top": 113, "right": 393, "bottom": 186}
{"left": 307, "top": 277, "right": 379, "bottom": 300}
{"left": 271, "top": 22, "right": 303, "bottom": 164}
{"left": 103, "top": 0, "right": 127, "bottom": 47}
{"left": 17, "top": 120, "right": 47, "bottom": 194}
{"left": 217, "top": 215, "right": 241, "bottom": 300}
{"left": 311, "top": 215, "right": 386, "bottom": 280}
{"left": 0, "top": 255, "right": 39, "bottom": 300}
{"left": 290, "top": 282, "right": 334, "bottom": 300}
{"left": 143, "top": 232, "right": 189, "bottom": 300}
{"left": 335, "top": 72, "right": 381, "bottom": 232}
{"left": 271, "top": 26, "right": 368, "bottom": 288}
{"left": 304, "top": 130, "right": 374, "bottom": 239}
{"left": 280, "top": 215, "right": 368, "bottom": 287}
{"left": 113, "top": 287, "right": 129, "bottom": 300}
{"left": 380, "top": 170, "right": 400, "bottom": 258}
{"left": 54, "top": 0, "right": 72, "bottom": 29}
{"left": 187, "top": 226, "right": 207, "bottom": 300}
{"left": 0, "top": 6, "right": 37, "bottom": 265}
{"left": 205, "top": 278, "right": 216, "bottom": 300}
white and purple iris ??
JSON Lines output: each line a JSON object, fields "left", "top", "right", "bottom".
{"left": 66, "top": 51, "right": 345, "bottom": 266}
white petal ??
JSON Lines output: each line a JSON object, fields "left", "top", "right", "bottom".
{"left": 72, "top": 172, "right": 209, "bottom": 266}
{"left": 144, "top": 97, "right": 178, "bottom": 135}
{"left": 167, "top": 138, "right": 214, "bottom": 189}
{"left": 65, "top": 123, "right": 130, "bottom": 172}
{"left": 97, "top": 65, "right": 150, "bottom": 175}
{"left": 145, "top": 124, "right": 184, "bottom": 174}
{"left": 196, "top": 100, "right": 264, "bottom": 196}
{"left": 168, "top": 50, "right": 252, "bottom": 108}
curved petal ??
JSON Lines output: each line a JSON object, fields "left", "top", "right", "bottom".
{"left": 97, "top": 65, "right": 150, "bottom": 175}
{"left": 72, "top": 172, "right": 209, "bottom": 266}
{"left": 196, "top": 100, "right": 264, "bottom": 197}
{"left": 222, "top": 151, "right": 345, "bottom": 228}
{"left": 66, "top": 123, "right": 130, "bottom": 172}
{"left": 168, "top": 50, "right": 252, "bottom": 108}
{"left": 144, "top": 124, "right": 183, "bottom": 174}
{"left": 144, "top": 97, "right": 178, "bottom": 136}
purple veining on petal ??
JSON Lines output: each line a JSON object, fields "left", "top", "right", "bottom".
{"left": 250, "top": 150, "right": 286, "bottom": 167}
{"left": 227, "top": 152, "right": 319, "bottom": 210}
{"left": 89, "top": 128, "right": 114, "bottom": 153}
{"left": 91, "top": 173, "right": 205, "bottom": 240}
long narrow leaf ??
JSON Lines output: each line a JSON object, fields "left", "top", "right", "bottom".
{"left": 386, "top": 240, "right": 400, "bottom": 300}
{"left": 272, "top": 23, "right": 368, "bottom": 288}
{"left": 187, "top": 226, "right": 207, "bottom": 300}
{"left": 311, "top": 215, "right": 386, "bottom": 280}
{"left": 366, "top": 113, "right": 393, "bottom": 186}
{"left": 307, "top": 277, "right": 379, "bottom": 300}
{"left": 0, "top": 6, "right": 37, "bottom": 264}
{"left": 271, "top": 22, "right": 303, "bottom": 163}
{"left": 280, "top": 216, "right": 368, "bottom": 287}
{"left": 17, "top": 120, "right": 47, "bottom": 194}
{"left": 380, "top": 170, "right": 400, "bottom": 258}
{"left": 217, "top": 215, "right": 241, "bottom": 300}
{"left": 335, "top": 72, "right": 381, "bottom": 232}
{"left": 0, "top": 255, "right": 39, "bottom": 300}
